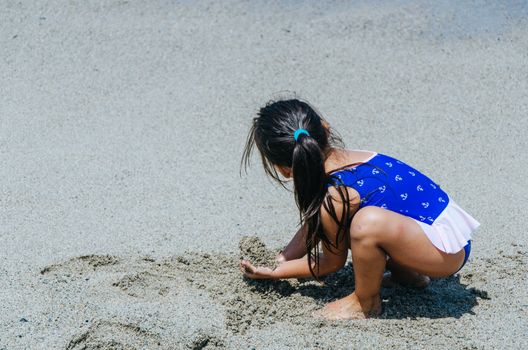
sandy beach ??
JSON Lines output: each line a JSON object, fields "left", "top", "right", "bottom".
{"left": 1, "top": 1, "right": 527, "bottom": 348}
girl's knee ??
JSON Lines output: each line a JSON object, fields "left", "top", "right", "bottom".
{"left": 349, "top": 206, "right": 389, "bottom": 242}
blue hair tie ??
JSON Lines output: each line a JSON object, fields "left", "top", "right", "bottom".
{"left": 294, "top": 128, "right": 310, "bottom": 141}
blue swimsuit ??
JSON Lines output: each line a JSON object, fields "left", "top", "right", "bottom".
{"left": 328, "top": 153, "right": 475, "bottom": 269}
{"left": 329, "top": 153, "right": 449, "bottom": 223}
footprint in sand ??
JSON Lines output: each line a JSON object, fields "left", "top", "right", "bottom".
{"left": 66, "top": 320, "right": 162, "bottom": 350}
{"left": 112, "top": 271, "right": 176, "bottom": 298}
{"left": 40, "top": 255, "right": 120, "bottom": 277}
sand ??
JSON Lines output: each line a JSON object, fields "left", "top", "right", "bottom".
{"left": 31, "top": 236, "right": 524, "bottom": 348}
{"left": 1, "top": 0, "right": 528, "bottom": 349}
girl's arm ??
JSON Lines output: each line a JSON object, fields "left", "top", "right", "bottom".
{"left": 241, "top": 186, "right": 359, "bottom": 280}
{"left": 241, "top": 242, "right": 346, "bottom": 279}
{"left": 276, "top": 224, "right": 308, "bottom": 263}
{"left": 273, "top": 252, "right": 344, "bottom": 279}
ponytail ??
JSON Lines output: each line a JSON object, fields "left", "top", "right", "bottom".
{"left": 292, "top": 131, "right": 351, "bottom": 279}
{"left": 292, "top": 133, "right": 326, "bottom": 218}
{"left": 292, "top": 132, "right": 328, "bottom": 277}
{"left": 242, "top": 98, "right": 350, "bottom": 279}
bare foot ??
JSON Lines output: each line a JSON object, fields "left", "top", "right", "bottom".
{"left": 313, "top": 292, "right": 381, "bottom": 320}
{"left": 382, "top": 270, "right": 430, "bottom": 289}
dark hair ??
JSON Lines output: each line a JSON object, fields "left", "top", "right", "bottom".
{"left": 241, "top": 98, "right": 352, "bottom": 278}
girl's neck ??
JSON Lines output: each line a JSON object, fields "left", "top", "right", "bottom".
{"left": 324, "top": 148, "right": 345, "bottom": 173}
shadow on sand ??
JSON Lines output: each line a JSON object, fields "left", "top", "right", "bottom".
{"left": 247, "top": 262, "right": 489, "bottom": 320}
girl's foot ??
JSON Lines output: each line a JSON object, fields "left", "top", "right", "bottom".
{"left": 382, "top": 270, "right": 430, "bottom": 288}
{"left": 312, "top": 292, "right": 381, "bottom": 320}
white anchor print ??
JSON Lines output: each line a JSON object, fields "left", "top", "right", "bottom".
{"left": 400, "top": 193, "right": 408, "bottom": 200}
{"left": 416, "top": 185, "right": 423, "bottom": 191}
{"left": 372, "top": 168, "right": 380, "bottom": 175}
{"left": 419, "top": 215, "right": 426, "bottom": 221}
{"left": 422, "top": 202, "right": 430, "bottom": 208}
{"left": 430, "top": 183, "right": 437, "bottom": 189}
{"left": 378, "top": 185, "right": 386, "bottom": 193}
{"left": 408, "top": 171, "right": 416, "bottom": 176}
{"left": 356, "top": 179, "right": 364, "bottom": 187}
{"left": 395, "top": 174, "right": 403, "bottom": 181}
{"left": 438, "top": 197, "right": 446, "bottom": 203}
{"left": 427, "top": 217, "right": 434, "bottom": 222}
{"left": 396, "top": 160, "right": 402, "bottom": 164}
{"left": 385, "top": 162, "right": 393, "bottom": 167}
{"left": 381, "top": 203, "right": 387, "bottom": 209}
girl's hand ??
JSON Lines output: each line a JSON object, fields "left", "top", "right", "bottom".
{"left": 239, "top": 260, "right": 275, "bottom": 280}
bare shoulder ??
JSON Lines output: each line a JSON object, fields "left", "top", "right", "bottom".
{"left": 326, "top": 185, "right": 361, "bottom": 209}
{"left": 325, "top": 148, "right": 377, "bottom": 173}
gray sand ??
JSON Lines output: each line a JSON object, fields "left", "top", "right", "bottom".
{"left": 1, "top": 0, "right": 528, "bottom": 349}
{"left": 239, "top": 235, "right": 279, "bottom": 269}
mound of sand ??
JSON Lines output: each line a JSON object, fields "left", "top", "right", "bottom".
{"left": 239, "top": 236, "right": 278, "bottom": 269}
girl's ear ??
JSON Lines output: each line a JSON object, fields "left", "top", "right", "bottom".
{"left": 275, "top": 165, "right": 293, "bottom": 179}
{"left": 321, "top": 119, "right": 331, "bottom": 138}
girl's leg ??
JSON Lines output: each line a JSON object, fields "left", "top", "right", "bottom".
{"left": 383, "top": 259, "right": 430, "bottom": 288}
{"left": 315, "top": 206, "right": 465, "bottom": 320}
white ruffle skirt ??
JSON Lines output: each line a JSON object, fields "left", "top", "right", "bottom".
{"left": 414, "top": 198, "right": 480, "bottom": 254}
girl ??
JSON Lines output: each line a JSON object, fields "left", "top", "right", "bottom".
{"left": 239, "top": 99, "right": 480, "bottom": 320}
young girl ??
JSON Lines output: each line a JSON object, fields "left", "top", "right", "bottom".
{"left": 239, "top": 98, "right": 480, "bottom": 320}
